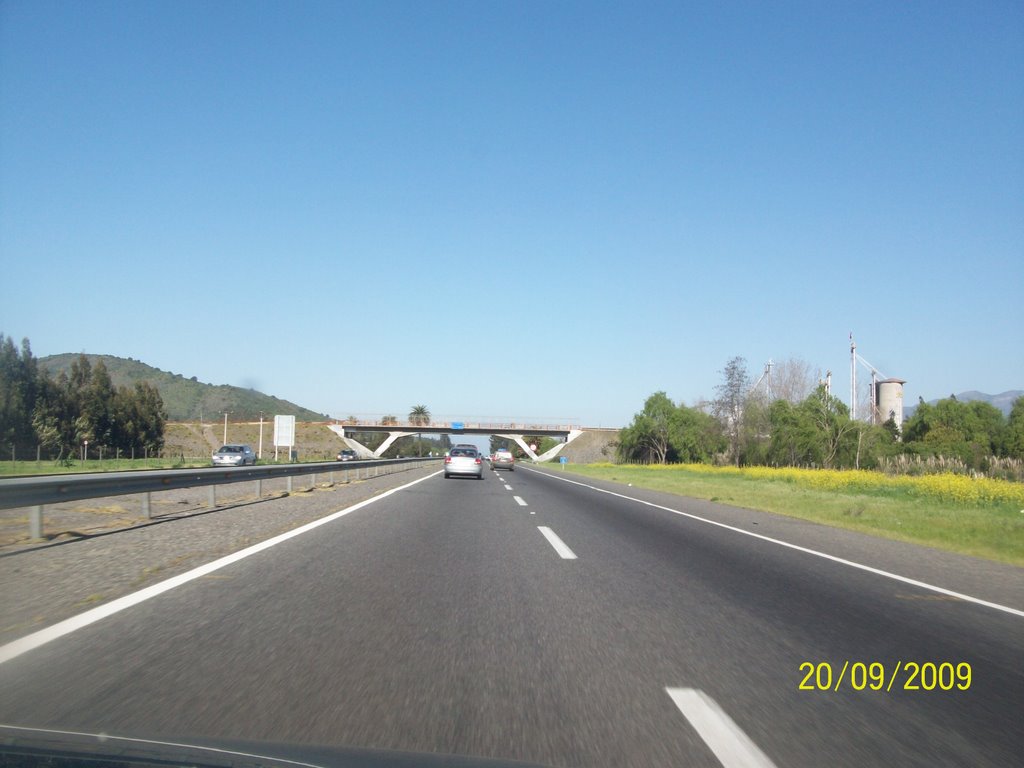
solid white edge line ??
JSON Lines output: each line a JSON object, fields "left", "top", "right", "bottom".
{"left": 526, "top": 468, "right": 1024, "bottom": 618}
{"left": 513, "top": 495, "right": 528, "bottom": 506}
{"left": 0, "top": 470, "right": 445, "bottom": 665}
{"left": 0, "top": 724, "right": 326, "bottom": 768}
{"left": 666, "top": 688, "right": 777, "bottom": 768}
{"left": 538, "top": 526, "right": 577, "bottom": 559}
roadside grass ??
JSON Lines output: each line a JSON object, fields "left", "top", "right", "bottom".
{"left": 546, "top": 463, "right": 1024, "bottom": 567}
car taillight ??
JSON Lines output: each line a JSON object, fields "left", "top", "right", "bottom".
{"left": 475, "top": 458, "right": 481, "bottom": 464}
{"left": 445, "top": 457, "right": 452, "bottom": 464}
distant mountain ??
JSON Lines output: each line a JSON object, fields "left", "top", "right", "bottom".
{"left": 904, "top": 390, "right": 1023, "bottom": 419}
{"left": 38, "top": 354, "right": 328, "bottom": 422}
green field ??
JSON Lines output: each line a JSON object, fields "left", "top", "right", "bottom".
{"left": 543, "top": 463, "right": 1024, "bottom": 567}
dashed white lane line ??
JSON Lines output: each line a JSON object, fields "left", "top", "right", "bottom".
{"left": 538, "top": 526, "right": 577, "bottom": 559}
{"left": 504, "top": 484, "right": 513, "bottom": 491}
{"left": 666, "top": 688, "right": 777, "bottom": 768}
{"left": 513, "top": 495, "right": 528, "bottom": 506}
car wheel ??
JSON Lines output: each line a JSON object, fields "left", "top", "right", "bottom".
{"left": 444, "top": 473, "right": 450, "bottom": 479}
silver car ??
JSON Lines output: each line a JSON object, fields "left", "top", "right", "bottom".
{"left": 212, "top": 444, "right": 256, "bottom": 466}
{"left": 444, "top": 447, "right": 483, "bottom": 479}
{"left": 491, "top": 449, "right": 515, "bottom": 471}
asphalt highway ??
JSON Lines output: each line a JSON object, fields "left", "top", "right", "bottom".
{"left": 1, "top": 465, "right": 1021, "bottom": 767}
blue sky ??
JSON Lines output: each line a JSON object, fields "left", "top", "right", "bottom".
{"left": 2, "top": 0, "right": 1021, "bottom": 427}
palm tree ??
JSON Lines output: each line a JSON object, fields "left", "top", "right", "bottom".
{"left": 408, "top": 405, "right": 430, "bottom": 426}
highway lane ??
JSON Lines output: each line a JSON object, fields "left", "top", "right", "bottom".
{"left": 512, "top": 467, "right": 1024, "bottom": 766}
{"left": 1, "top": 465, "right": 1021, "bottom": 767}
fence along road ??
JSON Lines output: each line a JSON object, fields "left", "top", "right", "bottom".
{"left": 0, "top": 457, "right": 440, "bottom": 539}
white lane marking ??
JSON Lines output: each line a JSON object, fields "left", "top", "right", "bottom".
{"left": 666, "top": 688, "right": 777, "bottom": 768}
{"left": 504, "top": 484, "right": 513, "bottom": 491}
{"left": 0, "top": 471, "right": 445, "bottom": 665}
{"left": 0, "top": 725, "right": 327, "bottom": 768}
{"left": 538, "top": 526, "right": 577, "bottom": 559}
{"left": 527, "top": 469, "right": 1024, "bottom": 618}
{"left": 513, "top": 495, "right": 528, "bottom": 506}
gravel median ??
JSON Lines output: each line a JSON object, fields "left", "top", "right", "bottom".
{"left": 0, "top": 462, "right": 443, "bottom": 645}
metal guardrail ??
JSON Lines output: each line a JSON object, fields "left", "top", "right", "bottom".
{"left": 0, "top": 457, "right": 440, "bottom": 540}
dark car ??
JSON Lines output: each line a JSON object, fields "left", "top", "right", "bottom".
{"left": 336, "top": 449, "right": 358, "bottom": 461}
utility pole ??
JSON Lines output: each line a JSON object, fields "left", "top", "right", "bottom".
{"left": 258, "top": 411, "right": 265, "bottom": 459}
{"left": 223, "top": 412, "right": 230, "bottom": 444}
{"left": 850, "top": 334, "right": 857, "bottom": 420}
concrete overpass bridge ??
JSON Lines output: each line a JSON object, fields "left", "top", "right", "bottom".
{"left": 327, "top": 420, "right": 585, "bottom": 461}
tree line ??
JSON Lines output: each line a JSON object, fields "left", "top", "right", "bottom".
{"left": 618, "top": 356, "right": 1024, "bottom": 472}
{"left": 0, "top": 335, "right": 167, "bottom": 460}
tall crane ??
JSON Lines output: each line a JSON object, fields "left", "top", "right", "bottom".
{"left": 850, "top": 334, "right": 887, "bottom": 422}
{"left": 748, "top": 359, "right": 773, "bottom": 401}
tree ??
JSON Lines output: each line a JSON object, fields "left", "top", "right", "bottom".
{"left": 617, "top": 392, "right": 725, "bottom": 464}
{"left": 32, "top": 371, "right": 78, "bottom": 460}
{"left": 713, "top": 357, "right": 750, "bottom": 465}
{"left": 1006, "top": 397, "right": 1024, "bottom": 459}
{"left": 766, "top": 399, "right": 819, "bottom": 466}
{"left": 618, "top": 392, "right": 674, "bottom": 463}
{"left": 764, "top": 387, "right": 860, "bottom": 469}
{"left": 801, "top": 385, "right": 856, "bottom": 469}
{"left": 640, "top": 392, "right": 675, "bottom": 464}
{"left": 408, "top": 405, "right": 431, "bottom": 426}
{"left": 381, "top": 415, "right": 398, "bottom": 426}
{"left": 671, "top": 403, "right": 725, "bottom": 463}
{"left": 0, "top": 339, "right": 168, "bottom": 460}
{"left": 114, "top": 381, "right": 166, "bottom": 453}
{"left": 770, "top": 357, "right": 818, "bottom": 404}
{"left": 79, "top": 360, "right": 117, "bottom": 447}
{"left": 0, "top": 334, "right": 40, "bottom": 451}
{"left": 901, "top": 396, "right": 1007, "bottom": 467}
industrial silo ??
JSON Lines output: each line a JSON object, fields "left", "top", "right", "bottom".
{"left": 875, "top": 378, "right": 906, "bottom": 427}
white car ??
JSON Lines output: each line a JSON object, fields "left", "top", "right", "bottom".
{"left": 212, "top": 444, "right": 256, "bottom": 466}
{"left": 444, "top": 447, "right": 483, "bottom": 479}
{"left": 491, "top": 449, "right": 515, "bottom": 471}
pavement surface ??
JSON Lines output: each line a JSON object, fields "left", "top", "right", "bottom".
{"left": 1, "top": 462, "right": 1021, "bottom": 767}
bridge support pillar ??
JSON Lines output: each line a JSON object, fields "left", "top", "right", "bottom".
{"left": 328, "top": 424, "right": 417, "bottom": 458}
{"left": 497, "top": 430, "right": 585, "bottom": 462}
{"left": 373, "top": 431, "right": 415, "bottom": 458}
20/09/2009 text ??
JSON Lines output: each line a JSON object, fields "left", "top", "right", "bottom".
{"left": 798, "top": 661, "right": 971, "bottom": 692}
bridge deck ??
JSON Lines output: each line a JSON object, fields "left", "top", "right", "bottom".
{"left": 336, "top": 423, "right": 576, "bottom": 437}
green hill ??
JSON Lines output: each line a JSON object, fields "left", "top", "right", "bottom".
{"left": 38, "top": 354, "right": 328, "bottom": 422}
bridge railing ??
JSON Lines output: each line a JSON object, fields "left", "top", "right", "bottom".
{"left": 337, "top": 420, "right": 580, "bottom": 431}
